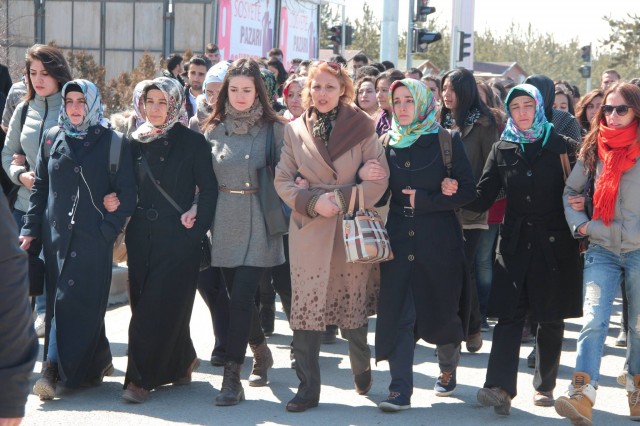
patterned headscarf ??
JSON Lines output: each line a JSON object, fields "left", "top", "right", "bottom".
{"left": 59, "top": 79, "right": 110, "bottom": 139}
{"left": 132, "top": 79, "right": 152, "bottom": 128}
{"left": 260, "top": 69, "right": 278, "bottom": 102}
{"left": 501, "top": 83, "right": 553, "bottom": 145}
{"left": 132, "top": 77, "right": 185, "bottom": 143}
{"left": 387, "top": 79, "right": 439, "bottom": 148}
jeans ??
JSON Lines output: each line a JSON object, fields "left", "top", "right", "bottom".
{"left": 575, "top": 244, "right": 640, "bottom": 389}
{"left": 13, "top": 208, "right": 46, "bottom": 315}
{"left": 474, "top": 224, "right": 499, "bottom": 319}
{"left": 220, "top": 266, "right": 268, "bottom": 364}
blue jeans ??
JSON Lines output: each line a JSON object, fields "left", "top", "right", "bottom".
{"left": 13, "top": 208, "right": 46, "bottom": 315}
{"left": 575, "top": 244, "right": 640, "bottom": 388}
{"left": 474, "top": 224, "right": 499, "bottom": 319}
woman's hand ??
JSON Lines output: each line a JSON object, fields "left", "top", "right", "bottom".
{"left": 578, "top": 222, "right": 589, "bottom": 236}
{"left": 11, "top": 154, "right": 26, "bottom": 166}
{"left": 18, "top": 171, "right": 35, "bottom": 190}
{"left": 103, "top": 192, "right": 120, "bottom": 213}
{"left": 181, "top": 204, "right": 197, "bottom": 228}
{"left": 295, "top": 176, "right": 309, "bottom": 189}
{"left": 314, "top": 192, "right": 340, "bottom": 218}
{"left": 441, "top": 178, "right": 458, "bottom": 196}
{"left": 568, "top": 195, "right": 585, "bottom": 212}
{"left": 358, "top": 159, "right": 387, "bottom": 181}
{"left": 19, "top": 235, "right": 34, "bottom": 251}
{"left": 402, "top": 189, "right": 416, "bottom": 209}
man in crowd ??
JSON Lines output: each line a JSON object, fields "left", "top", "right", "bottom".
{"left": 184, "top": 56, "right": 209, "bottom": 119}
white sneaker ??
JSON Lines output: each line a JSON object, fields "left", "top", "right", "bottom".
{"left": 34, "top": 313, "right": 46, "bottom": 338}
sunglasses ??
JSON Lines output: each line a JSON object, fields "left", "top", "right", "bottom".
{"left": 601, "top": 104, "right": 630, "bottom": 116}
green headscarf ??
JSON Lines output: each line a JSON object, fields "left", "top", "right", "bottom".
{"left": 387, "top": 79, "right": 439, "bottom": 148}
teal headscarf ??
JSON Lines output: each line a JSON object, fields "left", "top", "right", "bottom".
{"left": 387, "top": 79, "right": 439, "bottom": 149}
{"left": 501, "top": 83, "right": 553, "bottom": 147}
{"left": 59, "top": 79, "right": 109, "bottom": 139}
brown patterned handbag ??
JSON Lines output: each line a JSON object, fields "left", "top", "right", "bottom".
{"left": 342, "top": 184, "right": 394, "bottom": 263}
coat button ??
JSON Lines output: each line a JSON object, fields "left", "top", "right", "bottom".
{"left": 164, "top": 141, "right": 169, "bottom": 146}
{"left": 526, "top": 170, "right": 533, "bottom": 177}
{"left": 71, "top": 194, "right": 77, "bottom": 201}
{"left": 245, "top": 182, "right": 251, "bottom": 187}
{"left": 220, "top": 155, "right": 225, "bottom": 160}
{"left": 408, "top": 230, "right": 415, "bottom": 236}
{"left": 245, "top": 154, "right": 250, "bottom": 159}
{"left": 526, "top": 221, "right": 532, "bottom": 226}
{"left": 68, "top": 279, "right": 74, "bottom": 286}
{"left": 94, "top": 128, "right": 100, "bottom": 134}
{"left": 83, "top": 141, "right": 90, "bottom": 147}
{"left": 526, "top": 195, "right": 531, "bottom": 202}
{"left": 68, "top": 224, "right": 73, "bottom": 230}
{"left": 156, "top": 180, "right": 161, "bottom": 185}
{"left": 527, "top": 243, "right": 532, "bottom": 250}
{"left": 52, "top": 220, "right": 56, "bottom": 228}
{"left": 53, "top": 192, "right": 57, "bottom": 198}
{"left": 405, "top": 161, "right": 411, "bottom": 167}
{"left": 70, "top": 251, "right": 76, "bottom": 257}
{"left": 74, "top": 166, "right": 80, "bottom": 173}
{"left": 549, "top": 236, "right": 555, "bottom": 242}
{"left": 54, "top": 163, "right": 60, "bottom": 170}
{"left": 160, "top": 156, "right": 165, "bottom": 162}
{"left": 408, "top": 254, "right": 415, "bottom": 261}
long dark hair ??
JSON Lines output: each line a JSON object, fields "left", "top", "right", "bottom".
{"left": 203, "top": 58, "right": 285, "bottom": 131}
{"left": 440, "top": 68, "right": 495, "bottom": 129}
{"left": 580, "top": 82, "right": 640, "bottom": 174}
{"left": 24, "top": 44, "right": 72, "bottom": 101}
{"left": 575, "top": 89, "right": 604, "bottom": 132}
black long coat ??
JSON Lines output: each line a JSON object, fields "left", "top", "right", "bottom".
{"left": 22, "top": 126, "right": 137, "bottom": 387}
{"left": 124, "top": 124, "right": 217, "bottom": 390}
{"left": 375, "top": 131, "right": 477, "bottom": 362}
{"left": 465, "top": 129, "right": 582, "bottom": 322}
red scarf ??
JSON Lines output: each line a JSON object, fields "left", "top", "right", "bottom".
{"left": 593, "top": 120, "right": 640, "bottom": 225}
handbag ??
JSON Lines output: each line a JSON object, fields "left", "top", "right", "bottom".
{"left": 257, "top": 123, "right": 288, "bottom": 236}
{"left": 342, "top": 184, "right": 394, "bottom": 263}
{"left": 199, "top": 232, "right": 212, "bottom": 271}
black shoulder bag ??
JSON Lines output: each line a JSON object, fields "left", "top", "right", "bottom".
{"left": 257, "top": 123, "right": 288, "bottom": 236}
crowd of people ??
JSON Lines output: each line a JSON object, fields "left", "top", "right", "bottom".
{"left": 0, "top": 41, "right": 639, "bottom": 426}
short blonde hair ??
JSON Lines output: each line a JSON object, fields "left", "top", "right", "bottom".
{"left": 302, "top": 62, "right": 355, "bottom": 109}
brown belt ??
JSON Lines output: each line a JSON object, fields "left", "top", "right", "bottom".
{"left": 219, "top": 186, "right": 259, "bottom": 195}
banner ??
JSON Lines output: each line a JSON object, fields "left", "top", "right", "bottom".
{"left": 278, "top": 0, "right": 318, "bottom": 68}
{"left": 218, "top": 0, "right": 276, "bottom": 61}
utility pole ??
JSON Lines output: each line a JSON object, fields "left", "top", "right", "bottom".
{"left": 340, "top": 4, "right": 346, "bottom": 56}
{"left": 380, "top": 0, "right": 399, "bottom": 64}
{"left": 406, "top": 0, "right": 414, "bottom": 69}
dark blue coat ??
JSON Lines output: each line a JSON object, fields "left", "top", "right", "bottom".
{"left": 22, "top": 125, "right": 137, "bottom": 387}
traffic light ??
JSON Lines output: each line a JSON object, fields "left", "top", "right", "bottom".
{"left": 458, "top": 31, "right": 472, "bottom": 61}
{"left": 581, "top": 45, "right": 591, "bottom": 62}
{"left": 345, "top": 25, "right": 354, "bottom": 46}
{"left": 414, "top": 28, "right": 441, "bottom": 53}
{"left": 579, "top": 65, "right": 591, "bottom": 78}
{"left": 415, "top": 0, "right": 436, "bottom": 22}
{"left": 328, "top": 26, "right": 341, "bottom": 54}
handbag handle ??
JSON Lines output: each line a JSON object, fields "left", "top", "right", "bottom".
{"left": 347, "top": 184, "right": 365, "bottom": 215}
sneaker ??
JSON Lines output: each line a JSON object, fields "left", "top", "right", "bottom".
{"left": 466, "top": 332, "right": 482, "bottom": 352}
{"left": 34, "top": 313, "right": 45, "bottom": 338}
{"left": 527, "top": 346, "right": 536, "bottom": 369}
{"left": 33, "top": 361, "right": 58, "bottom": 400}
{"left": 629, "top": 374, "right": 640, "bottom": 421}
{"left": 616, "top": 329, "right": 628, "bottom": 347}
{"left": 477, "top": 387, "right": 512, "bottom": 416}
{"left": 378, "top": 392, "right": 411, "bottom": 412}
{"left": 480, "top": 320, "right": 491, "bottom": 332}
{"left": 434, "top": 370, "right": 456, "bottom": 397}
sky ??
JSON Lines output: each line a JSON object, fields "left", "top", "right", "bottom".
{"left": 338, "top": 0, "right": 640, "bottom": 49}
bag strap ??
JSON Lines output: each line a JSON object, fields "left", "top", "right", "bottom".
{"left": 438, "top": 127, "right": 453, "bottom": 178}
{"left": 347, "top": 185, "right": 357, "bottom": 216}
{"left": 19, "top": 101, "right": 28, "bottom": 133}
{"left": 560, "top": 152, "right": 571, "bottom": 182}
{"left": 139, "top": 153, "right": 184, "bottom": 215}
{"left": 357, "top": 183, "right": 365, "bottom": 210}
{"left": 108, "top": 130, "right": 124, "bottom": 189}
{"left": 42, "top": 126, "right": 63, "bottom": 163}
{"left": 264, "top": 122, "right": 275, "bottom": 170}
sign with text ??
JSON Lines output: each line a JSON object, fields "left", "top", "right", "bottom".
{"left": 217, "top": 0, "right": 276, "bottom": 60}
{"left": 278, "top": 0, "right": 318, "bottom": 68}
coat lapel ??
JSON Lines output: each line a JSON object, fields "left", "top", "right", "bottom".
{"left": 296, "top": 117, "right": 337, "bottom": 175}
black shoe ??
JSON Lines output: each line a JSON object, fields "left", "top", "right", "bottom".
{"left": 286, "top": 395, "right": 319, "bottom": 412}
{"left": 354, "top": 368, "right": 372, "bottom": 395}
{"left": 378, "top": 392, "right": 411, "bottom": 412}
{"left": 211, "top": 354, "right": 225, "bottom": 367}
{"left": 527, "top": 346, "right": 536, "bottom": 369}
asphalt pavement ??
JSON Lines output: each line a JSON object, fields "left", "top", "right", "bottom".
{"left": 22, "top": 288, "right": 632, "bottom": 426}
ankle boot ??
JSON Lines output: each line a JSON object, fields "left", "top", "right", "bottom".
{"left": 629, "top": 374, "right": 640, "bottom": 420}
{"left": 248, "top": 341, "right": 273, "bottom": 387}
{"left": 554, "top": 372, "right": 596, "bottom": 425}
{"left": 215, "top": 361, "right": 244, "bottom": 406}
{"left": 33, "top": 360, "right": 59, "bottom": 400}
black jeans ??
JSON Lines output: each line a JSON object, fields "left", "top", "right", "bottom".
{"left": 197, "top": 266, "right": 230, "bottom": 358}
{"left": 484, "top": 279, "right": 564, "bottom": 398}
{"left": 221, "top": 266, "right": 268, "bottom": 364}
{"left": 464, "top": 228, "right": 485, "bottom": 335}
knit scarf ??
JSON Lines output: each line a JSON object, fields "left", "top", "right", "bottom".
{"left": 312, "top": 106, "right": 339, "bottom": 145}
{"left": 224, "top": 99, "right": 263, "bottom": 135}
{"left": 593, "top": 120, "right": 640, "bottom": 226}
{"left": 442, "top": 107, "right": 481, "bottom": 130}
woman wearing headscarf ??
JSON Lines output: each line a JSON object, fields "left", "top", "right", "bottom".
{"left": 260, "top": 68, "right": 285, "bottom": 113}
{"left": 20, "top": 79, "right": 137, "bottom": 399}
{"left": 373, "top": 79, "right": 476, "bottom": 412}
{"left": 455, "top": 84, "right": 582, "bottom": 415}
{"left": 274, "top": 61, "right": 389, "bottom": 412}
{"left": 124, "top": 79, "right": 152, "bottom": 138}
{"left": 121, "top": 76, "right": 217, "bottom": 403}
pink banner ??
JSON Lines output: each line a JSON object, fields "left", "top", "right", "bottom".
{"left": 217, "top": 0, "right": 276, "bottom": 61}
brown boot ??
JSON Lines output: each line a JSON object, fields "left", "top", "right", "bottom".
{"left": 477, "top": 386, "right": 511, "bottom": 415}
{"left": 248, "top": 341, "right": 273, "bottom": 387}
{"left": 554, "top": 372, "right": 596, "bottom": 426}
{"left": 33, "top": 361, "right": 58, "bottom": 400}
{"left": 215, "top": 361, "right": 245, "bottom": 406}
{"left": 629, "top": 374, "right": 640, "bottom": 421}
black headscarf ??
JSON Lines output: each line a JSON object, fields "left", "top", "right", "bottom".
{"left": 524, "top": 74, "right": 554, "bottom": 122}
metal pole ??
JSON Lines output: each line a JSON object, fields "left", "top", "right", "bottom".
{"left": 380, "top": 0, "right": 399, "bottom": 64}
{"left": 586, "top": 42, "right": 592, "bottom": 92}
{"left": 340, "top": 5, "right": 345, "bottom": 56}
{"left": 406, "top": 0, "right": 414, "bottom": 69}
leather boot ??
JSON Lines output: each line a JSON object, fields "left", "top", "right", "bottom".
{"left": 33, "top": 361, "right": 59, "bottom": 400}
{"left": 248, "top": 341, "right": 273, "bottom": 387}
{"left": 554, "top": 372, "right": 596, "bottom": 426}
{"left": 215, "top": 361, "right": 244, "bottom": 406}
{"left": 629, "top": 374, "right": 640, "bottom": 421}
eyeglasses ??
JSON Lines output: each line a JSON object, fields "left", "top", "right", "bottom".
{"left": 601, "top": 104, "right": 630, "bottom": 116}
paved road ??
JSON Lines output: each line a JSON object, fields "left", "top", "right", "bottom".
{"left": 22, "top": 291, "right": 631, "bottom": 425}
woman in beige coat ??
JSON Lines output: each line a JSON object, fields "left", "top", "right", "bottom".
{"left": 274, "top": 61, "right": 389, "bottom": 412}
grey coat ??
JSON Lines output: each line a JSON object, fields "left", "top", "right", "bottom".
{"left": 205, "top": 119, "right": 285, "bottom": 268}
{"left": 564, "top": 159, "right": 640, "bottom": 255}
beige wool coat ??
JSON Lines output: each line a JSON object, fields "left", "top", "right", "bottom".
{"left": 275, "top": 103, "right": 389, "bottom": 331}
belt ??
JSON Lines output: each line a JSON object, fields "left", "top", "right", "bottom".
{"left": 219, "top": 186, "right": 259, "bottom": 195}
{"left": 134, "top": 207, "right": 179, "bottom": 221}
